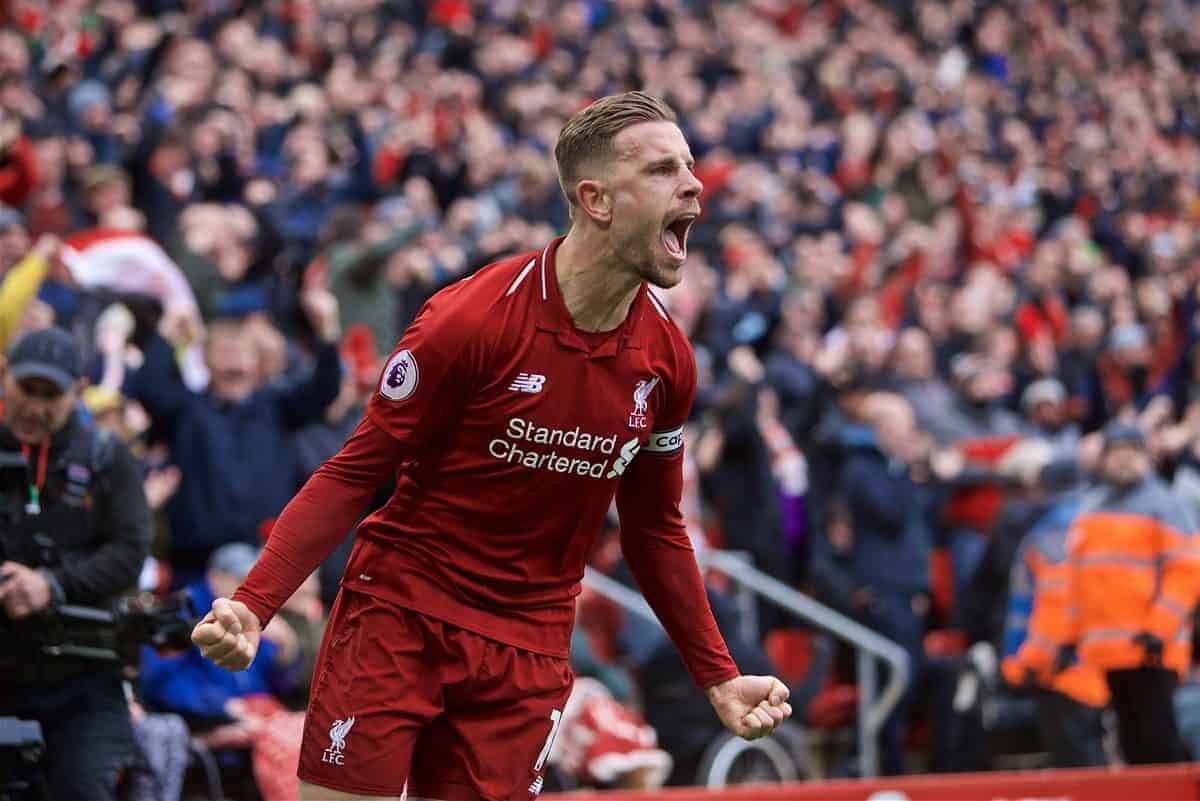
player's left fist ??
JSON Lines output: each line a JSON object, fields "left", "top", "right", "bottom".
{"left": 706, "top": 674, "right": 792, "bottom": 740}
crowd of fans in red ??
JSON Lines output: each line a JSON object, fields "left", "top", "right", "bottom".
{"left": 3, "top": 0, "right": 1200, "bottom": 796}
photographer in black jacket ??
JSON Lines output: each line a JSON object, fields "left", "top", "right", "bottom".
{"left": 0, "top": 327, "right": 151, "bottom": 801}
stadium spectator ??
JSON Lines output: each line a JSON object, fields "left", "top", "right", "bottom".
{"left": 1068, "top": 422, "right": 1198, "bottom": 765}
{"left": 1000, "top": 464, "right": 1109, "bottom": 769}
{"left": 696, "top": 344, "right": 792, "bottom": 587}
{"left": 0, "top": 204, "right": 30, "bottom": 272}
{"left": 122, "top": 289, "right": 342, "bottom": 583}
{"left": 0, "top": 328, "right": 152, "bottom": 801}
{"left": 760, "top": 287, "right": 825, "bottom": 445}
{"left": 0, "top": 228, "right": 58, "bottom": 350}
{"left": 888, "top": 325, "right": 965, "bottom": 445}
{"left": 0, "top": 108, "right": 39, "bottom": 208}
{"left": 1020, "top": 378, "right": 1080, "bottom": 459}
{"left": 958, "top": 439, "right": 1059, "bottom": 652}
{"left": 314, "top": 201, "right": 426, "bottom": 356}
{"left": 947, "top": 353, "right": 1025, "bottom": 442}
{"left": 138, "top": 543, "right": 302, "bottom": 724}
{"left": 810, "top": 392, "right": 940, "bottom": 775}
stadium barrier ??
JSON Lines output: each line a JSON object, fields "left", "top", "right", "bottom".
{"left": 544, "top": 762, "right": 1200, "bottom": 800}
{"left": 583, "top": 551, "right": 909, "bottom": 779}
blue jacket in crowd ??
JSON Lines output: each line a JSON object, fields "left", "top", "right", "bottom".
{"left": 125, "top": 333, "right": 342, "bottom": 574}
{"left": 1002, "top": 496, "right": 1082, "bottom": 662}
{"left": 811, "top": 424, "right": 935, "bottom": 605}
{"left": 138, "top": 580, "right": 298, "bottom": 721}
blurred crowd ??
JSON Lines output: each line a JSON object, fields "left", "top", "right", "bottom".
{"left": 4, "top": 0, "right": 1200, "bottom": 795}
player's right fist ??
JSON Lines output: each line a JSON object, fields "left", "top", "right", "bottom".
{"left": 706, "top": 674, "right": 792, "bottom": 740}
{"left": 191, "top": 597, "right": 262, "bottom": 671}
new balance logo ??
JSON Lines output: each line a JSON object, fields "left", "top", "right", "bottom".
{"left": 508, "top": 373, "right": 546, "bottom": 394}
{"left": 529, "top": 776, "right": 544, "bottom": 796}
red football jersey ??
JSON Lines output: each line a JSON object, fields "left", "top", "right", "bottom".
{"left": 235, "top": 237, "right": 738, "bottom": 688}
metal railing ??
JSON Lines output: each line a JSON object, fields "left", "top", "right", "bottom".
{"left": 581, "top": 551, "right": 910, "bottom": 779}
{"left": 582, "top": 567, "right": 663, "bottom": 627}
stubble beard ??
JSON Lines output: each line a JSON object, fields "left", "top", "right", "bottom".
{"left": 632, "top": 235, "right": 683, "bottom": 289}
{"left": 610, "top": 222, "right": 684, "bottom": 289}
{"left": 639, "top": 259, "right": 683, "bottom": 289}
{"left": 1105, "top": 466, "right": 1142, "bottom": 488}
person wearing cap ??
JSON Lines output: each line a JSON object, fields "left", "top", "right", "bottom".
{"left": 66, "top": 80, "right": 122, "bottom": 165}
{"left": 947, "top": 352, "right": 1025, "bottom": 440}
{"left": 1020, "top": 377, "right": 1080, "bottom": 459}
{"left": 0, "top": 326, "right": 152, "bottom": 801}
{"left": 1087, "top": 323, "right": 1155, "bottom": 431}
{"left": 1065, "top": 421, "right": 1200, "bottom": 765}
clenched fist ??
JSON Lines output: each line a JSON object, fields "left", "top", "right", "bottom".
{"left": 191, "top": 597, "right": 262, "bottom": 671}
{"left": 706, "top": 674, "right": 793, "bottom": 740}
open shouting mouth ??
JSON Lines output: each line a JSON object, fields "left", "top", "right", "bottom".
{"left": 662, "top": 213, "right": 697, "bottom": 261}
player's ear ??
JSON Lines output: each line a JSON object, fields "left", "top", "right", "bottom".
{"left": 576, "top": 179, "right": 612, "bottom": 227}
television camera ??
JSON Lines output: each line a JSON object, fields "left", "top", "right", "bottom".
{"left": 0, "top": 589, "right": 198, "bottom": 801}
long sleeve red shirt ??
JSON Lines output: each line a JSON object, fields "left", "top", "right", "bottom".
{"left": 234, "top": 239, "right": 739, "bottom": 689}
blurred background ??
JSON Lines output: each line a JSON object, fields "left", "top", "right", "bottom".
{"left": 3, "top": 0, "right": 1200, "bottom": 798}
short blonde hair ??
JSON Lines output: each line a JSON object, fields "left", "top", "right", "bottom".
{"left": 554, "top": 91, "right": 678, "bottom": 208}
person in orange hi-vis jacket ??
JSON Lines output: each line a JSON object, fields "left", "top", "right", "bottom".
{"left": 1001, "top": 486, "right": 1109, "bottom": 767}
{"left": 1066, "top": 422, "right": 1200, "bottom": 765}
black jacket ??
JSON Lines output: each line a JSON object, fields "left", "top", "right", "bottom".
{"left": 0, "top": 412, "right": 151, "bottom": 608}
{"left": 958, "top": 495, "right": 1051, "bottom": 647}
{"left": 810, "top": 426, "right": 934, "bottom": 607}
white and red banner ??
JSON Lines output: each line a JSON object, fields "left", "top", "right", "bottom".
{"left": 63, "top": 228, "right": 200, "bottom": 316}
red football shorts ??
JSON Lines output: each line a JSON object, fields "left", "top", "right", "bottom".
{"left": 297, "top": 589, "right": 574, "bottom": 800}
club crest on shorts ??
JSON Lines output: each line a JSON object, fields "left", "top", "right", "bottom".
{"left": 380, "top": 349, "right": 418, "bottom": 401}
{"left": 628, "top": 376, "right": 658, "bottom": 429}
{"left": 322, "top": 716, "right": 355, "bottom": 765}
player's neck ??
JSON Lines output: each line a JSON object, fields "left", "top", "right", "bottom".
{"left": 555, "top": 228, "right": 642, "bottom": 333}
